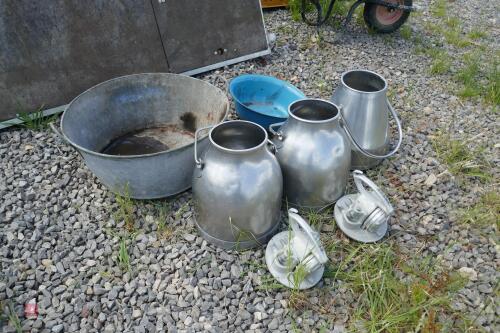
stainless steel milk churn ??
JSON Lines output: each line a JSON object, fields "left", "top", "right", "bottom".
{"left": 331, "top": 69, "right": 403, "bottom": 169}
{"left": 269, "top": 99, "right": 351, "bottom": 209}
{"left": 192, "top": 120, "right": 283, "bottom": 249}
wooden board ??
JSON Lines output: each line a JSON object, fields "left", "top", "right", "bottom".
{"left": 153, "top": 0, "right": 270, "bottom": 75}
{"left": 261, "top": 0, "right": 289, "bottom": 8}
{"left": 0, "top": 0, "right": 167, "bottom": 121}
{"left": 0, "top": 0, "right": 270, "bottom": 122}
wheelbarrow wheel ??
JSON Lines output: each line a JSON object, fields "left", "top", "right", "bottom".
{"left": 363, "top": 0, "right": 412, "bottom": 33}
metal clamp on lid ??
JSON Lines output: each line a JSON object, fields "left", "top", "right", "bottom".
{"left": 265, "top": 208, "right": 328, "bottom": 290}
{"left": 334, "top": 170, "right": 393, "bottom": 243}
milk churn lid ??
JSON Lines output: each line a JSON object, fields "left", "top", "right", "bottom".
{"left": 334, "top": 170, "right": 394, "bottom": 243}
{"left": 265, "top": 208, "right": 328, "bottom": 289}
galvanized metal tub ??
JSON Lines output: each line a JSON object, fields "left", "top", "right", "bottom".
{"left": 56, "top": 73, "right": 228, "bottom": 199}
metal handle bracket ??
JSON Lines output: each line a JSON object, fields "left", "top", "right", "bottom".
{"left": 269, "top": 122, "right": 285, "bottom": 141}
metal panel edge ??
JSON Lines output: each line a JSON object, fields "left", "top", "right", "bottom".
{"left": 181, "top": 49, "right": 271, "bottom": 77}
{"left": 0, "top": 104, "right": 67, "bottom": 130}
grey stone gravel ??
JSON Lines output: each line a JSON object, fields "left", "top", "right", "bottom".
{"left": 1, "top": 1, "right": 499, "bottom": 332}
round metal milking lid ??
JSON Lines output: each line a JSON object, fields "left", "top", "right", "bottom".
{"left": 265, "top": 231, "right": 325, "bottom": 290}
{"left": 334, "top": 194, "right": 388, "bottom": 243}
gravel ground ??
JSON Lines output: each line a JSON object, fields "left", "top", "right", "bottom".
{"left": 1, "top": 1, "right": 498, "bottom": 332}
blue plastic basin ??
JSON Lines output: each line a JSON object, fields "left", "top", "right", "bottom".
{"left": 229, "top": 74, "right": 306, "bottom": 130}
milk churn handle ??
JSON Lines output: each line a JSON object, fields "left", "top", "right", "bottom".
{"left": 50, "top": 122, "right": 76, "bottom": 148}
{"left": 194, "top": 125, "right": 214, "bottom": 168}
{"left": 49, "top": 122, "right": 68, "bottom": 143}
{"left": 338, "top": 101, "right": 403, "bottom": 159}
{"left": 269, "top": 122, "right": 285, "bottom": 141}
{"left": 267, "top": 139, "right": 277, "bottom": 154}
{"left": 288, "top": 208, "right": 328, "bottom": 264}
{"left": 352, "top": 170, "right": 394, "bottom": 215}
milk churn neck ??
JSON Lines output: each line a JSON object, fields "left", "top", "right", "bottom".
{"left": 288, "top": 99, "right": 341, "bottom": 125}
{"left": 340, "top": 69, "right": 388, "bottom": 95}
{"left": 209, "top": 120, "right": 269, "bottom": 155}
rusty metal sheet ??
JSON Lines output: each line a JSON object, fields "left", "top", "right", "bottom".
{"left": 152, "top": 0, "right": 270, "bottom": 75}
{"left": 0, "top": 0, "right": 167, "bottom": 121}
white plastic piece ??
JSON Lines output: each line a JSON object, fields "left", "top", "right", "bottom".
{"left": 334, "top": 170, "right": 393, "bottom": 243}
{"left": 265, "top": 208, "right": 328, "bottom": 290}
{"left": 267, "top": 32, "right": 277, "bottom": 49}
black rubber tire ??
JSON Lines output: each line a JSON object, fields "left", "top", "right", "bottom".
{"left": 363, "top": 0, "right": 412, "bottom": 33}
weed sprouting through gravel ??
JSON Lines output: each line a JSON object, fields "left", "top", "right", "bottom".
{"left": 15, "top": 106, "right": 58, "bottom": 131}
{"left": 431, "top": 131, "right": 491, "bottom": 182}
{"left": 421, "top": 0, "right": 500, "bottom": 105}
{"left": 113, "top": 185, "right": 136, "bottom": 232}
{"left": 329, "top": 243, "right": 471, "bottom": 332}
{"left": 460, "top": 191, "right": 500, "bottom": 229}
{"left": 4, "top": 302, "right": 22, "bottom": 333}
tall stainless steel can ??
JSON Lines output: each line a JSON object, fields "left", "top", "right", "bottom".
{"left": 331, "top": 69, "right": 403, "bottom": 169}
{"left": 269, "top": 99, "right": 351, "bottom": 209}
{"left": 192, "top": 120, "right": 283, "bottom": 249}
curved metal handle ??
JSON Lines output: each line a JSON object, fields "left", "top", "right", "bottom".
{"left": 214, "top": 75, "right": 228, "bottom": 95}
{"left": 339, "top": 100, "right": 403, "bottom": 159}
{"left": 50, "top": 122, "right": 63, "bottom": 138}
{"left": 288, "top": 208, "right": 328, "bottom": 264}
{"left": 49, "top": 122, "right": 70, "bottom": 144}
{"left": 352, "top": 170, "right": 393, "bottom": 215}
{"left": 269, "top": 122, "right": 285, "bottom": 141}
{"left": 194, "top": 125, "right": 213, "bottom": 168}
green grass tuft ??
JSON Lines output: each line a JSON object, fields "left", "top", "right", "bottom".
{"left": 302, "top": 208, "right": 332, "bottom": 231}
{"left": 118, "top": 237, "right": 131, "bottom": 272}
{"left": 155, "top": 202, "right": 175, "bottom": 240}
{"left": 330, "top": 244, "right": 470, "bottom": 332}
{"left": 467, "top": 29, "right": 488, "bottom": 40}
{"left": 5, "top": 302, "right": 22, "bottom": 333}
{"left": 399, "top": 25, "right": 412, "bottom": 40}
{"left": 431, "top": 0, "right": 448, "bottom": 18}
{"left": 16, "top": 106, "right": 57, "bottom": 131}
{"left": 432, "top": 132, "right": 491, "bottom": 182}
{"left": 424, "top": 21, "right": 442, "bottom": 35}
{"left": 288, "top": 0, "right": 329, "bottom": 22}
{"left": 460, "top": 191, "right": 500, "bottom": 229}
{"left": 114, "top": 185, "right": 136, "bottom": 232}
{"left": 444, "top": 17, "right": 460, "bottom": 29}
{"left": 288, "top": 0, "right": 306, "bottom": 21}
{"left": 427, "top": 49, "right": 452, "bottom": 75}
{"left": 484, "top": 59, "right": 500, "bottom": 106}
{"left": 331, "top": 0, "right": 357, "bottom": 18}
{"left": 443, "top": 29, "right": 470, "bottom": 48}
{"left": 287, "top": 252, "right": 314, "bottom": 310}
{"left": 455, "top": 52, "right": 481, "bottom": 98}
{"left": 419, "top": 2, "right": 498, "bottom": 106}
